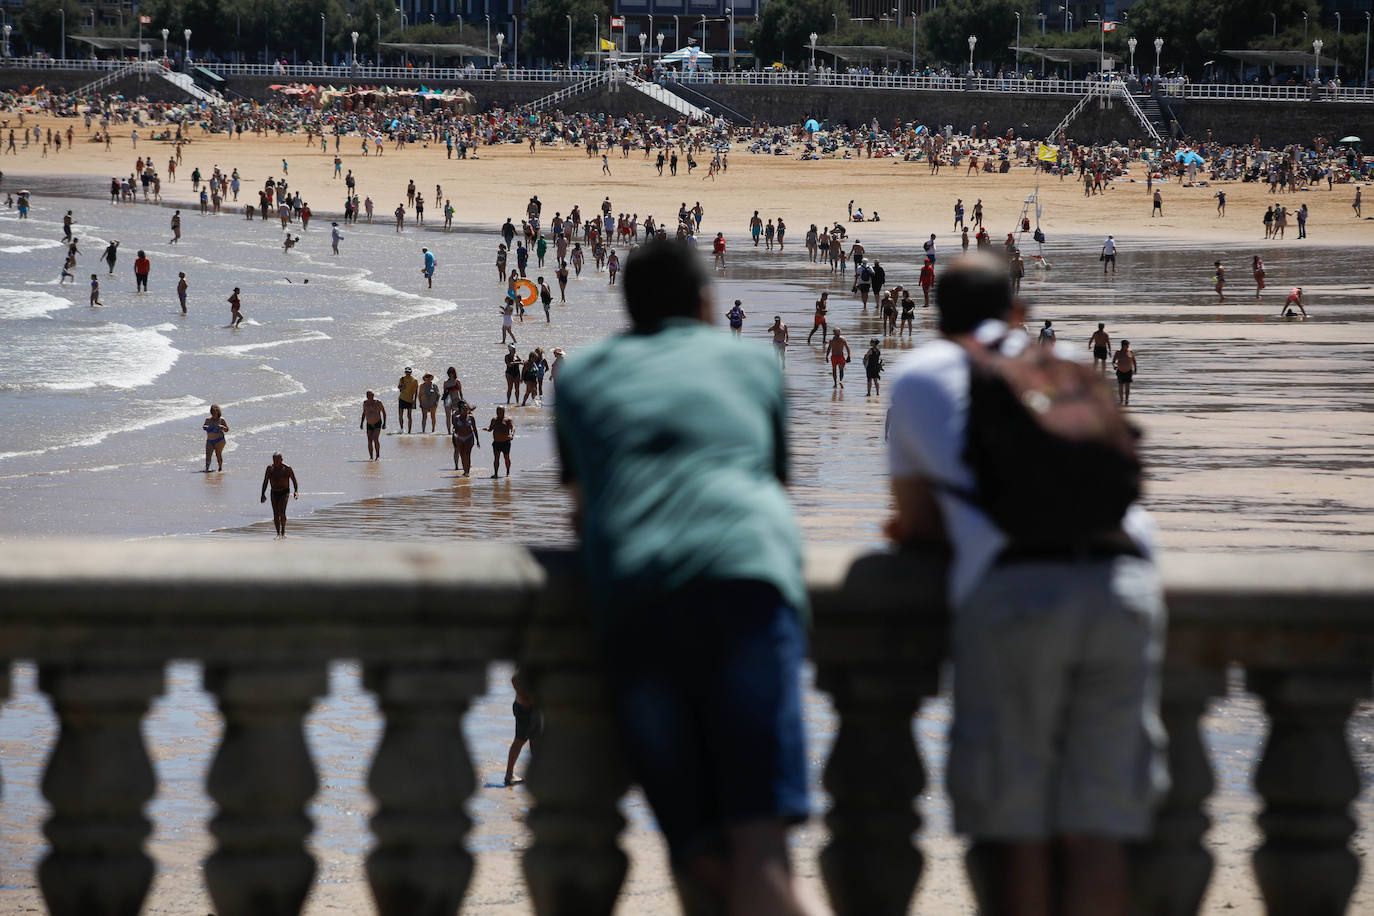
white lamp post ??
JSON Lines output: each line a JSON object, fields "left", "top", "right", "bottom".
{"left": 161, "top": 28, "right": 168, "bottom": 66}
{"left": 1365, "top": 12, "right": 1371, "bottom": 89}
{"left": 377, "top": 13, "right": 383, "bottom": 68}
{"left": 1153, "top": 37, "right": 1163, "bottom": 77}
{"left": 566, "top": 15, "right": 572, "bottom": 67}
{"left": 727, "top": 8, "right": 734, "bottom": 71}
{"left": 396, "top": 8, "right": 407, "bottom": 68}
{"left": 60, "top": 7, "right": 66, "bottom": 61}
{"left": 1037, "top": 12, "right": 1045, "bottom": 35}
{"left": 809, "top": 31, "right": 817, "bottom": 69}
{"left": 1335, "top": 12, "right": 1341, "bottom": 81}
{"left": 1314, "top": 38, "right": 1323, "bottom": 84}
{"left": 639, "top": 31, "right": 647, "bottom": 65}
{"left": 320, "top": 13, "right": 326, "bottom": 66}
{"left": 496, "top": 31, "right": 504, "bottom": 67}
{"left": 674, "top": 15, "right": 680, "bottom": 51}
{"left": 3, "top": 25, "right": 10, "bottom": 59}
{"left": 967, "top": 34, "right": 977, "bottom": 76}
{"left": 351, "top": 31, "right": 358, "bottom": 71}
{"left": 657, "top": 32, "right": 664, "bottom": 57}
{"left": 183, "top": 29, "right": 191, "bottom": 72}
{"left": 1128, "top": 36, "right": 1137, "bottom": 76}
{"left": 1014, "top": 12, "right": 1020, "bottom": 73}
{"left": 593, "top": 15, "right": 598, "bottom": 70}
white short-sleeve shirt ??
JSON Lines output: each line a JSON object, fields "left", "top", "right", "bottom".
{"left": 887, "top": 320, "right": 1155, "bottom": 607}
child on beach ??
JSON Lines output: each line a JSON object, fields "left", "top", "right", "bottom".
{"left": 89, "top": 274, "right": 102, "bottom": 307}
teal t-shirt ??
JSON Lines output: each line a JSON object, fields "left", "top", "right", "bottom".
{"left": 555, "top": 319, "right": 805, "bottom": 625}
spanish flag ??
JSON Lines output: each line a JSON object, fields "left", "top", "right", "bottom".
{"left": 1037, "top": 143, "right": 1058, "bottom": 163}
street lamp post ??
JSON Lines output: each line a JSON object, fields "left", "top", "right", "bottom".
{"left": 161, "top": 28, "right": 169, "bottom": 67}
{"left": 657, "top": 32, "right": 665, "bottom": 59}
{"left": 496, "top": 31, "right": 504, "bottom": 67}
{"left": 488, "top": 15, "right": 494, "bottom": 64}
{"left": 833, "top": 13, "right": 838, "bottom": 37}
{"left": 1014, "top": 12, "right": 1020, "bottom": 73}
{"left": 967, "top": 34, "right": 977, "bottom": 76}
{"left": 397, "top": 8, "right": 408, "bottom": 68}
{"left": 513, "top": 15, "right": 519, "bottom": 70}
{"left": 701, "top": 14, "right": 707, "bottom": 52}
{"left": 727, "top": 9, "right": 734, "bottom": 72}
{"left": 184, "top": 29, "right": 191, "bottom": 72}
{"left": 1314, "top": 38, "right": 1323, "bottom": 84}
{"left": 809, "top": 31, "right": 817, "bottom": 69}
{"left": 351, "top": 31, "right": 359, "bottom": 73}
{"left": 1037, "top": 12, "right": 1046, "bottom": 35}
{"left": 1365, "top": 12, "right": 1371, "bottom": 89}
{"left": 566, "top": 15, "right": 572, "bottom": 67}
{"left": 1153, "top": 37, "right": 1163, "bottom": 77}
{"left": 430, "top": 12, "right": 437, "bottom": 70}
{"left": 377, "top": 13, "right": 382, "bottom": 68}
{"left": 60, "top": 7, "right": 65, "bottom": 61}
{"left": 593, "top": 15, "right": 598, "bottom": 70}
{"left": 638, "top": 31, "right": 647, "bottom": 65}
{"left": 1303, "top": 12, "right": 1308, "bottom": 43}
{"left": 1270, "top": 12, "right": 1276, "bottom": 37}
{"left": 1060, "top": 4, "right": 1068, "bottom": 33}
{"left": 320, "top": 13, "right": 326, "bottom": 67}
{"left": 1335, "top": 12, "right": 1341, "bottom": 81}
{"left": 1128, "top": 36, "right": 1137, "bottom": 77}
{"left": 3, "top": 25, "right": 10, "bottom": 59}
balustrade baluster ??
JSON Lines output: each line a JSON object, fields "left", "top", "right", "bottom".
{"left": 523, "top": 664, "right": 632, "bottom": 915}
{"left": 364, "top": 663, "right": 486, "bottom": 916}
{"left": 1249, "top": 668, "right": 1372, "bottom": 916}
{"left": 204, "top": 664, "right": 326, "bottom": 916}
{"left": 1130, "top": 667, "right": 1224, "bottom": 914}
{"left": 37, "top": 663, "right": 163, "bottom": 916}
{"left": 818, "top": 668, "right": 930, "bottom": 915}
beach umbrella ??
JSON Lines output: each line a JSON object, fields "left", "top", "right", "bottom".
{"left": 805, "top": 119, "right": 820, "bottom": 132}
{"left": 1340, "top": 136, "right": 1360, "bottom": 143}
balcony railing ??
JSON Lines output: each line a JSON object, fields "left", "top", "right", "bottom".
{"left": 0, "top": 541, "right": 1370, "bottom": 914}
{"left": 6, "top": 57, "right": 1374, "bottom": 104}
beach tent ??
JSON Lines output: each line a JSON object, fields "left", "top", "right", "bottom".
{"left": 1174, "top": 149, "right": 1205, "bottom": 166}
{"left": 660, "top": 47, "right": 714, "bottom": 69}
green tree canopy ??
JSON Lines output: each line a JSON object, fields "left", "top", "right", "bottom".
{"left": 519, "top": 0, "right": 604, "bottom": 65}
{"left": 747, "top": 0, "right": 852, "bottom": 69}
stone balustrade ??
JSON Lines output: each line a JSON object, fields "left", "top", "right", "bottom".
{"left": 0, "top": 541, "right": 1370, "bottom": 915}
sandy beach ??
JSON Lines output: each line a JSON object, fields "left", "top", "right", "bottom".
{"left": 1, "top": 111, "right": 1372, "bottom": 913}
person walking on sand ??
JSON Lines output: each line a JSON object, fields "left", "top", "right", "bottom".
{"left": 485, "top": 406, "right": 514, "bottom": 478}
{"left": 1252, "top": 256, "right": 1266, "bottom": 299}
{"left": 504, "top": 668, "right": 542, "bottom": 786}
{"left": 203, "top": 405, "right": 228, "bottom": 472}
{"left": 808, "top": 293, "right": 829, "bottom": 345}
{"left": 863, "top": 338, "right": 884, "bottom": 396}
{"left": 1101, "top": 235, "right": 1117, "bottom": 274}
{"left": 1213, "top": 261, "right": 1226, "bottom": 300}
{"left": 1089, "top": 322, "right": 1112, "bottom": 374}
{"left": 177, "top": 272, "right": 189, "bottom": 314}
{"left": 396, "top": 367, "right": 419, "bottom": 434}
{"left": 134, "top": 250, "right": 151, "bottom": 293}
{"left": 360, "top": 391, "right": 387, "bottom": 460}
{"left": 260, "top": 452, "right": 299, "bottom": 540}
{"left": 1354, "top": 188, "right": 1362, "bottom": 218}
{"left": 418, "top": 372, "right": 441, "bottom": 433}
{"left": 228, "top": 287, "right": 244, "bottom": 328}
{"left": 1113, "top": 339, "right": 1139, "bottom": 405}
{"left": 1151, "top": 189, "right": 1162, "bottom": 217}
{"left": 827, "top": 329, "right": 852, "bottom": 388}
{"left": 450, "top": 403, "right": 479, "bottom": 475}
{"left": 331, "top": 222, "right": 343, "bottom": 255}
{"left": 768, "top": 315, "right": 789, "bottom": 366}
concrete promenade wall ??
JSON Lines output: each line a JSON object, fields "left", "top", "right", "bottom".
{"left": 4, "top": 66, "right": 1372, "bottom": 145}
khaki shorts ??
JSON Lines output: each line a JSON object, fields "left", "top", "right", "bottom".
{"left": 949, "top": 556, "right": 1168, "bottom": 841}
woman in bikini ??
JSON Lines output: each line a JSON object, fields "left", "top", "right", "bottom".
{"left": 451, "top": 404, "right": 480, "bottom": 476}
{"left": 203, "top": 405, "right": 228, "bottom": 472}
{"left": 442, "top": 367, "right": 464, "bottom": 435}
{"left": 1252, "top": 255, "right": 1265, "bottom": 299}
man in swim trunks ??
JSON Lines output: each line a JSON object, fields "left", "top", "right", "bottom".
{"left": 228, "top": 287, "right": 244, "bottom": 328}
{"left": 421, "top": 247, "right": 436, "bottom": 288}
{"left": 807, "top": 293, "right": 829, "bottom": 345}
{"left": 259, "top": 452, "right": 299, "bottom": 539}
{"left": 767, "top": 315, "right": 789, "bottom": 367}
{"left": 176, "top": 272, "right": 188, "bottom": 314}
{"left": 485, "top": 406, "right": 514, "bottom": 478}
{"left": 1113, "top": 340, "right": 1139, "bottom": 406}
{"left": 360, "top": 390, "right": 387, "bottom": 460}
{"left": 504, "top": 667, "right": 543, "bottom": 786}
{"left": 1089, "top": 322, "right": 1112, "bottom": 375}
{"left": 826, "top": 328, "right": 852, "bottom": 388}
{"left": 396, "top": 367, "right": 419, "bottom": 433}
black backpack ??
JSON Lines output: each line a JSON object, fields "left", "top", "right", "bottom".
{"left": 951, "top": 338, "right": 1141, "bottom": 544}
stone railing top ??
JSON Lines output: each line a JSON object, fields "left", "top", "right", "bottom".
{"left": 1, "top": 541, "right": 1370, "bottom": 648}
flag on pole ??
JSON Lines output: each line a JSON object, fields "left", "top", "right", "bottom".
{"left": 600, "top": 38, "right": 614, "bottom": 50}
{"left": 1037, "top": 143, "right": 1059, "bottom": 163}
{"left": 1101, "top": 21, "right": 1117, "bottom": 32}
{"left": 139, "top": 15, "right": 152, "bottom": 24}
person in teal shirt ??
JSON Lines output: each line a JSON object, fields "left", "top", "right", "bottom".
{"left": 535, "top": 234, "right": 548, "bottom": 267}
{"left": 555, "top": 240, "right": 809, "bottom": 913}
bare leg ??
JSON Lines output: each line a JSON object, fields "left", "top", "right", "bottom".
{"left": 504, "top": 737, "right": 527, "bottom": 785}
{"left": 724, "top": 821, "right": 811, "bottom": 916}
{"left": 1062, "top": 836, "right": 1127, "bottom": 916}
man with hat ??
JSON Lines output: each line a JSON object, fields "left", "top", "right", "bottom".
{"left": 397, "top": 367, "right": 419, "bottom": 434}
{"left": 417, "top": 371, "right": 442, "bottom": 433}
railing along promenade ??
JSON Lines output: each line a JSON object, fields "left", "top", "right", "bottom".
{"left": 0, "top": 541, "right": 1370, "bottom": 914}
{"left": 6, "top": 57, "right": 1374, "bottom": 103}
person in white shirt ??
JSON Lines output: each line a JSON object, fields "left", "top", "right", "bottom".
{"left": 1101, "top": 234, "right": 1117, "bottom": 274}
{"left": 885, "top": 254, "right": 1166, "bottom": 916}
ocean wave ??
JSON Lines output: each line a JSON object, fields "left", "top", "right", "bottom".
{"left": 0, "top": 395, "right": 206, "bottom": 461}
{"left": 0, "top": 288, "right": 71, "bottom": 320}
{"left": 207, "top": 329, "right": 331, "bottom": 356}
{"left": 0, "top": 239, "right": 63, "bottom": 254}
{"left": 0, "top": 322, "right": 179, "bottom": 391}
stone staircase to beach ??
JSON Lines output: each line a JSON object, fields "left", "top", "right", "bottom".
{"left": 623, "top": 74, "right": 711, "bottom": 121}
{"left": 71, "top": 61, "right": 222, "bottom": 105}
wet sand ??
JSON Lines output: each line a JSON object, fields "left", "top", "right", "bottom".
{"left": 1, "top": 114, "right": 1373, "bottom": 913}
